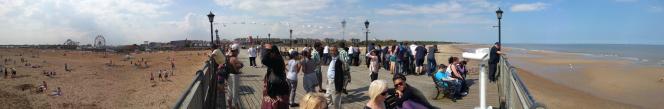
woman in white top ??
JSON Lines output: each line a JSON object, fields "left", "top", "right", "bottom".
{"left": 366, "top": 50, "right": 380, "bottom": 82}
{"left": 286, "top": 52, "right": 302, "bottom": 107}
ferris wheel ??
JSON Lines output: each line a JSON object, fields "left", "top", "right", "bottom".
{"left": 94, "top": 35, "right": 106, "bottom": 48}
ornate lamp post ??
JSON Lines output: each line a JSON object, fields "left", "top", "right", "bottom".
{"left": 215, "top": 29, "right": 220, "bottom": 45}
{"left": 207, "top": 11, "right": 215, "bottom": 48}
{"left": 268, "top": 33, "right": 271, "bottom": 43}
{"left": 364, "top": 20, "right": 370, "bottom": 52}
{"left": 496, "top": 8, "right": 503, "bottom": 45}
{"left": 289, "top": 29, "right": 293, "bottom": 48}
{"left": 342, "top": 20, "right": 346, "bottom": 41}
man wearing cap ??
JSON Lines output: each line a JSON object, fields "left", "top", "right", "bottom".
{"left": 489, "top": 42, "right": 503, "bottom": 82}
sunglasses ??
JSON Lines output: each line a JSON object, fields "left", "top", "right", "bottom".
{"left": 394, "top": 82, "right": 404, "bottom": 87}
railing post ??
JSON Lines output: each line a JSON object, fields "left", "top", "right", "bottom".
{"left": 229, "top": 73, "right": 241, "bottom": 108}
{"left": 479, "top": 63, "right": 487, "bottom": 109}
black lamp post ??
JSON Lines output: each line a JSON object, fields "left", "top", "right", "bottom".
{"left": 205, "top": 11, "right": 217, "bottom": 109}
{"left": 215, "top": 29, "right": 220, "bottom": 45}
{"left": 289, "top": 29, "right": 293, "bottom": 48}
{"left": 207, "top": 11, "right": 215, "bottom": 48}
{"left": 364, "top": 20, "right": 370, "bottom": 53}
{"left": 268, "top": 33, "right": 271, "bottom": 43}
{"left": 496, "top": 8, "right": 503, "bottom": 45}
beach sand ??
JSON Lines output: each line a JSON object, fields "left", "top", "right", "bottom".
{"left": 456, "top": 44, "right": 664, "bottom": 109}
{"left": 514, "top": 54, "right": 664, "bottom": 109}
{"left": 0, "top": 48, "right": 208, "bottom": 109}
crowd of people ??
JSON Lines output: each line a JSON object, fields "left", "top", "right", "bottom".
{"left": 252, "top": 41, "right": 461, "bottom": 109}
{"left": 208, "top": 40, "right": 506, "bottom": 109}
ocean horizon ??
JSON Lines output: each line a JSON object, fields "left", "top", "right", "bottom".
{"left": 501, "top": 44, "right": 664, "bottom": 66}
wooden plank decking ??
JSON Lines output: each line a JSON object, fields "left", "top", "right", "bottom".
{"left": 219, "top": 51, "right": 499, "bottom": 109}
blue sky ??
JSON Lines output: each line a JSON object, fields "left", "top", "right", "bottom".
{"left": 0, "top": 0, "right": 662, "bottom": 45}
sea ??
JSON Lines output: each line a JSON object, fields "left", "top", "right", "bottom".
{"left": 504, "top": 44, "right": 664, "bottom": 66}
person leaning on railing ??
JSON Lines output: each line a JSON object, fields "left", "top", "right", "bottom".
{"left": 488, "top": 42, "right": 503, "bottom": 82}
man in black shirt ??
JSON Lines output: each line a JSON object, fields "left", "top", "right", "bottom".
{"left": 488, "top": 42, "right": 502, "bottom": 82}
{"left": 414, "top": 45, "right": 427, "bottom": 75}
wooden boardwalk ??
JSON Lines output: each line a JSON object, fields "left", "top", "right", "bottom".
{"left": 220, "top": 51, "right": 499, "bottom": 109}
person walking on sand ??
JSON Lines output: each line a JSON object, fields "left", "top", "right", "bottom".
{"left": 11, "top": 68, "right": 16, "bottom": 78}
{"left": 4, "top": 67, "right": 7, "bottom": 78}
{"left": 171, "top": 61, "right": 176, "bottom": 76}
{"left": 150, "top": 71, "right": 154, "bottom": 81}
{"left": 164, "top": 70, "right": 170, "bottom": 80}
{"left": 158, "top": 70, "right": 163, "bottom": 81}
{"left": 488, "top": 42, "right": 502, "bottom": 82}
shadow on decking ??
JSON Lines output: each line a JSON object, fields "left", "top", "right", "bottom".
{"left": 342, "top": 86, "right": 370, "bottom": 104}
{"left": 239, "top": 85, "right": 255, "bottom": 95}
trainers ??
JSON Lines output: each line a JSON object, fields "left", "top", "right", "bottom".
{"left": 462, "top": 92, "right": 468, "bottom": 96}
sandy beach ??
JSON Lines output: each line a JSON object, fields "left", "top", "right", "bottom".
{"left": 456, "top": 44, "right": 664, "bottom": 109}
{"left": 0, "top": 48, "right": 208, "bottom": 109}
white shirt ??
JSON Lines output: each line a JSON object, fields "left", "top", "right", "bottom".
{"left": 327, "top": 57, "right": 338, "bottom": 80}
{"left": 323, "top": 46, "right": 329, "bottom": 53}
{"left": 287, "top": 59, "right": 299, "bottom": 80}
{"left": 248, "top": 47, "right": 257, "bottom": 57}
{"left": 348, "top": 46, "right": 355, "bottom": 54}
{"left": 410, "top": 44, "right": 418, "bottom": 56}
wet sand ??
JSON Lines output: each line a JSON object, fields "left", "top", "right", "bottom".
{"left": 0, "top": 48, "right": 208, "bottom": 109}
{"left": 513, "top": 53, "right": 664, "bottom": 109}
{"left": 455, "top": 44, "right": 664, "bottom": 109}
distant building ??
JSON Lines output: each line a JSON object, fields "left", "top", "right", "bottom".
{"left": 170, "top": 40, "right": 210, "bottom": 49}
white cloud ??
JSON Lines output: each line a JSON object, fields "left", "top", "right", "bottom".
{"left": 373, "top": 0, "right": 497, "bottom": 28}
{"left": 649, "top": 6, "right": 663, "bottom": 12}
{"left": 615, "top": 0, "right": 638, "bottom": 2}
{"left": 510, "top": 2, "right": 547, "bottom": 12}
{"left": 375, "top": 0, "right": 497, "bottom": 16}
{"left": 0, "top": 0, "right": 213, "bottom": 45}
{"left": 214, "top": 0, "right": 332, "bottom": 16}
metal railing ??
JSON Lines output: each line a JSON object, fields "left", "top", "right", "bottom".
{"left": 172, "top": 60, "right": 219, "bottom": 109}
{"left": 497, "top": 56, "right": 545, "bottom": 109}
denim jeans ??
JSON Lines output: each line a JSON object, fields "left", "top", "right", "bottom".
{"left": 288, "top": 79, "right": 298, "bottom": 104}
{"left": 427, "top": 59, "right": 437, "bottom": 76}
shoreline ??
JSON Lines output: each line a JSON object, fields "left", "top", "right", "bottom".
{"left": 515, "top": 68, "right": 639, "bottom": 109}
{"left": 452, "top": 44, "right": 658, "bottom": 109}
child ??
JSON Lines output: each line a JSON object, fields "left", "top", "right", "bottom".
{"left": 434, "top": 64, "right": 455, "bottom": 81}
